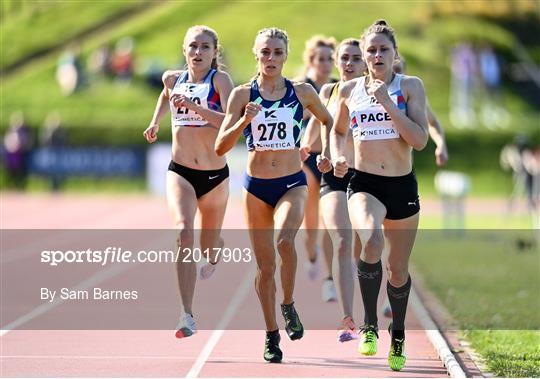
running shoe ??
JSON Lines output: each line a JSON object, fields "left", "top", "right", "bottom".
{"left": 358, "top": 324, "right": 378, "bottom": 355}
{"left": 281, "top": 302, "right": 304, "bottom": 340}
{"left": 337, "top": 316, "right": 358, "bottom": 343}
{"left": 388, "top": 324, "right": 406, "bottom": 371}
{"left": 304, "top": 246, "right": 320, "bottom": 280}
{"left": 199, "top": 262, "right": 217, "bottom": 280}
{"left": 264, "top": 330, "right": 283, "bottom": 363}
{"left": 175, "top": 313, "right": 197, "bottom": 339}
{"left": 321, "top": 278, "right": 337, "bottom": 302}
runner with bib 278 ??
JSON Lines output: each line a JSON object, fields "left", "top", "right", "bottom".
{"left": 215, "top": 27, "right": 333, "bottom": 364}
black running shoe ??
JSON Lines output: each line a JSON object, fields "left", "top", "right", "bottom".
{"left": 281, "top": 302, "right": 304, "bottom": 340}
{"left": 264, "top": 330, "right": 282, "bottom": 363}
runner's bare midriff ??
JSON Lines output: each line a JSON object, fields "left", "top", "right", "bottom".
{"left": 171, "top": 126, "right": 226, "bottom": 170}
{"left": 354, "top": 138, "right": 412, "bottom": 176}
{"left": 247, "top": 149, "right": 302, "bottom": 178}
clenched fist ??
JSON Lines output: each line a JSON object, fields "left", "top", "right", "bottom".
{"left": 143, "top": 124, "right": 159, "bottom": 143}
{"left": 316, "top": 154, "right": 332, "bottom": 173}
{"left": 367, "top": 79, "right": 392, "bottom": 106}
{"left": 243, "top": 102, "right": 262, "bottom": 123}
{"left": 333, "top": 156, "right": 348, "bottom": 178}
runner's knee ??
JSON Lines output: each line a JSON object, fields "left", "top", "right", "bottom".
{"left": 175, "top": 223, "right": 194, "bottom": 248}
{"left": 362, "top": 230, "right": 384, "bottom": 261}
{"left": 386, "top": 262, "right": 409, "bottom": 286}
{"left": 276, "top": 236, "right": 295, "bottom": 258}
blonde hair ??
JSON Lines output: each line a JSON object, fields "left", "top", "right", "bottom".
{"left": 183, "top": 25, "right": 222, "bottom": 70}
{"left": 253, "top": 27, "right": 289, "bottom": 54}
{"left": 302, "top": 35, "right": 337, "bottom": 76}
{"left": 252, "top": 27, "right": 289, "bottom": 78}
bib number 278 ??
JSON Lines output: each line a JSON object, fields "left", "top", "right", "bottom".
{"left": 257, "top": 122, "right": 287, "bottom": 141}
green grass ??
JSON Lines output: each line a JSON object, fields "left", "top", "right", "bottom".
{"left": 412, "top": 227, "right": 539, "bottom": 376}
{"left": 0, "top": 1, "right": 147, "bottom": 70}
{"left": 2, "top": 2, "right": 538, "bottom": 132}
{"left": 416, "top": 169, "right": 517, "bottom": 198}
{"left": 418, "top": 213, "right": 533, "bottom": 229}
{"left": 462, "top": 330, "right": 540, "bottom": 377}
{"left": 413, "top": 230, "right": 539, "bottom": 329}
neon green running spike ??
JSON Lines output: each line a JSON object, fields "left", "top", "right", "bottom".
{"left": 388, "top": 337, "right": 406, "bottom": 371}
{"left": 358, "top": 325, "right": 378, "bottom": 356}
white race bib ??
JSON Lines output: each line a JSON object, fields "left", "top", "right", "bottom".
{"left": 352, "top": 105, "right": 400, "bottom": 141}
{"left": 251, "top": 108, "right": 295, "bottom": 151}
{"left": 171, "top": 82, "right": 209, "bottom": 126}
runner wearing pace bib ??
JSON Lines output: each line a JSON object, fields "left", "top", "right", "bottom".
{"left": 324, "top": 20, "right": 429, "bottom": 372}
{"left": 348, "top": 73, "right": 405, "bottom": 142}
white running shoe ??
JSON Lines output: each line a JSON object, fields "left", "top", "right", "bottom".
{"left": 321, "top": 278, "right": 337, "bottom": 302}
{"left": 199, "top": 262, "right": 217, "bottom": 280}
{"left": 175, "top": 313, "right": 197, "bottom": 339}
{"left": 304, "top": 246, "right": 320, "bottom": 281}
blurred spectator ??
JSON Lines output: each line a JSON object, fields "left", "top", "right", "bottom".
{"left": 56, "top": 46, "right": 84, "bottom": 96}
{"left": 478, "top": 42, "right": 510, "bottom": 129}
{"left": 500, "top": 135, "right": 534, "bottom": 215}
{"left": 88, "top": 43, "right": 112, "bottom": 77}
{"left": 450, "top": 41, "right": 477, "bottom": 129}
{"left": 2, "top": 112, "right": 33, "bottom": 189}
{"left": 41, "top": 112, "right": 67, "bottom": 192}
{"left": 142, "top": 58, "right": 165, "bottom": 90}
{"left": 479, "top": 43, "right": 501, "bottom": 91}
{"left": 522, "top": 146, "right": 540, "bottom": 232}
{"left": 522, "top": 146, "right": 539, "bottom": 209}
{"left": 111, "top": 37, "right": 135, "bottom": 84}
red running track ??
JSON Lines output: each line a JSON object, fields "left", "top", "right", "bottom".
{"left": 1, "top": 193, "right": 449, "bottom": 377}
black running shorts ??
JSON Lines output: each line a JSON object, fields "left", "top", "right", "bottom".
{"left": 320, "top": 169, "right": 354, "bottom": 198}
{"left": 347, "top": 169, "right": 420, "bottom": 220}
{"left": 168, "top": 161, "right": 229, "bottom": 199}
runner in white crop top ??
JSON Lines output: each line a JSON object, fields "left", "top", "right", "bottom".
{"left": 325, "top": 19, "right": 428, "bottom": 372}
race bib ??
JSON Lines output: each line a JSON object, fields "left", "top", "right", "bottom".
{"left": 251, "top": 108, "right": 295, "bottom": 151}
{"left": 351, "top": 104, "right": 400, "bottom": 141}
{"left": 171, "top": 82, "right": 209, "bottom": 126}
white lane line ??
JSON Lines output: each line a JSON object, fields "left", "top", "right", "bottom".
{"left": 185, "top": 264, "right": 255, "bottom": 378}
{"left": 410, "top": 288, "right": 467, "bottom": 378}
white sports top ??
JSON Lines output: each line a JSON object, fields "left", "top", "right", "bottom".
{"left": 348, "top": 74, "right": 407, "bottom": 141}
